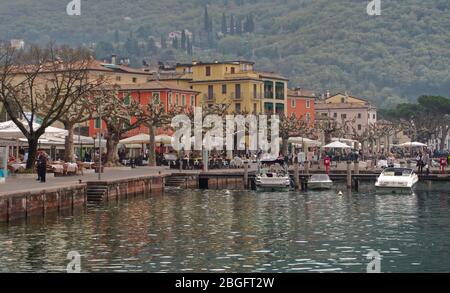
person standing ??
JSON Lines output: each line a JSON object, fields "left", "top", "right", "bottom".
{"left": 38, "top": 151, "right": 48, "bottom": 183}
{"left": 416, "top": 152, "right": 424, "bottom": 174}
{"left": 422, "top": 151, "right": 430, "bottom": 175}
{"left": 35, "top": 150, "right": 42, "bottom": 181}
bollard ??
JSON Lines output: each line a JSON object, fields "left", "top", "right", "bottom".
{"left": 354, "top": 160, "right": 360, "bottom": 175}
{"left": 347, "top": 161, "right": 352, "bottom": 189}
{"left": 244, "top": 162, "right": 249, "bottom": 189}
{"left": 294, "top": 163, "right": 300, "bottom": 190}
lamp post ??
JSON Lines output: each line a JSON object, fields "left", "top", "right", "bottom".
{"left": 97, "top": 98, "right": 103, "bottom": 181}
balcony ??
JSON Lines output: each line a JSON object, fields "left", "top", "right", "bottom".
{"left": 203, "top": 93, "right": 217, "bottom": 102}
{"left": 230, "top": 92, "right": 243, "bottom": 100}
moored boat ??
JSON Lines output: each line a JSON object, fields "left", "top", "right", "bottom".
{"left": 375, "top": 168, "right": 418, "bottom": 193}
{"left": 308, "top": 174, "right": 333, "bottom": 190}
{"left": 255, "top": 155, "right": 291, "bottom": 192}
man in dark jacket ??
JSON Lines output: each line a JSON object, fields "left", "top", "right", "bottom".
{"left": 38, "top": 151, "right": 48, "bottom": 183}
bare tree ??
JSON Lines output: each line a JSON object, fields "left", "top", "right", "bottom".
{"left": 92, "top": 87, "right": 145, "bottom": 166}
{"left": 141, "top": 101, "right": 182, "bottom": 166}
{"left": 0, "top": 43, "right": 96, "bottom": 169}
{"left": 315, "top": 116, "right": 353, "bottom": 145}
{"left": 279, "top": 114, "right": 313, "bottom": 155}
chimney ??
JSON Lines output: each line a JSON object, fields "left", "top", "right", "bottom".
{"left": 326, "top": 90, "right": 330, "bottom": 99}
{"left": 111, "top": 54, "right": 117, "bottom": 65}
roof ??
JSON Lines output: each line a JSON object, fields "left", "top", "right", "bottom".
{"left": 87, "top": 60, "right": 152, "bottom": 75}
{"left": 315, "top": 103, "right": 377, "bottom": 110}
{"left": 288, "top": 88, "right": 316, "bottom": 99}
{"left": 114, "top": 81, "right": 199, "bottom": 93}
{"left": 326, "top": 93, "right": 370, "bottom": 104}
{"left": 258, "top": 71, "right": 289, "bottom": 81}
{"left": 177, "top": 60, "right": 255, "bottom": 67}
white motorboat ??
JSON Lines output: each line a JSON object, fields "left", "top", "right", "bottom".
{"left": 308, "top": 174, "right": 333, "bottom": 190}
{"left": 375, "top": 168, "right": 419, "bottom": 193}
{"left": 255, "top": 156, "right": 291, "bottom": 192}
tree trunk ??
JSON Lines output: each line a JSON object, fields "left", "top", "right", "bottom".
{"left": 439, "top": 126, "right": 449, "bottom": 151}
{"left": 26, "top": 137, "right": 39, "bottom": 170}
{"left": 64, "top": 122, "right": 75, "bottom": 162}
{"left": 281, "top": 137, "right": 289, "bottom": 156}
{"left": 106, "top": 134, "right": 119, "bottom": 166}
{"left": 148, "top": 125, "right": 156, "bottom": 166}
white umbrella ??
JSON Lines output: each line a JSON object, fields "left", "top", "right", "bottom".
{"left": 0, "top": 120, "right": 67, "bottom": 139}
{"left": 155, "top": 134, "right": 172, "bottom": 144}
{"left": 322, "top": 141, "right": 352, "bottom": 149}
{"left": 398, "top": 142, "right": 427, "bottom": 147}
{"left": 288, "top": 137, "right": 321, "bottom": 147}
{"left": 119, "top": 134, "right": 150, "bottom": 145}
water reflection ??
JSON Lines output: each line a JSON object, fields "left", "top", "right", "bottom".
{"left": 1, "top": 182, "right": 450, "bottom": 273}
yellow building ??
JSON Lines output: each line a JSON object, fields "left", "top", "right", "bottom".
{"left": 174, "top": 61, "right": 288, "bottom": 114}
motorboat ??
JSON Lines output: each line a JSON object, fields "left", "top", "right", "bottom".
{"left": 375, "top": 168, "right": 419, "bottom": 193}
{"left": 255, "top": 155, "right": 291, "bottom": 192}
{"left": 308, "top": 174, "right": 333, "bottom": 190}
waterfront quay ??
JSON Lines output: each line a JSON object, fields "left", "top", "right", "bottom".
{"left": 1, "top": 163, "right": 450, "bottom": 223}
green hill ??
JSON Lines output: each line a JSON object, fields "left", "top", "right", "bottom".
{"left": 1, "top": 0, "right": 449, "bottom": 107}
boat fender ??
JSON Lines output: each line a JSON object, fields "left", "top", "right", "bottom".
{"left": 338, "top": 191, "right": 343, "bottom": 196}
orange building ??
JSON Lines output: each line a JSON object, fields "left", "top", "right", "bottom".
{"left": 88, "top": 81, "right": 199, "bottom": 138}
{"left": 287, "top": 88, "right": 316, "bottom": 125}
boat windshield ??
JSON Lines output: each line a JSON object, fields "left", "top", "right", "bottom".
{"left": 311, "top": 174, "right": 330, "bottom": 181}
{"left": 382, "top": 168, "right": 413, "bottom": 176}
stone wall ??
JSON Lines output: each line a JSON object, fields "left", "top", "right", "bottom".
{"left": 0, "top": 184, "right": 86, "bottom": 223}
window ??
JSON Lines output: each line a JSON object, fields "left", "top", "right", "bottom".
{"left": 124, "top": 94, "right": 131, "bottom": 105}
{"left": 95, "top": 118, "right": 101, "bottom": 129}
{"left": 358, "top": 124, "right": 362, "bottom": 130}
{"left": 190, "top": 95, "right": 195, "bottom": 106}
{"left": 306, "top": 113, "right": 311, "bottom": 122}
{"left": 253, "top": 84, "right": 257, "bottom": 99}
{"left": 373, "top": 114, "right": 376, "bottom": 119}
{"left": 275, "top": 82, "right": 285, "bottom": 100}
{"left": 341, "top": 114, "right": 347, "bottom": 119}
{"left": 235, "top": 103, "right": 241, "bottom": 113}
{"left": 306, "top": 100, "right": 311, "bottom": 109}
{"left": 208, "top": 85, "right": 214, "bottom": 100}
{"left": 222, "top": 84, "right": 227, "bottom": 94}
{"left": 333, "top": 113, "right": 337, "bottom": 118}
{"left": 206, "top": 66, "right": 211, "bottom": 76}
{"left": 182, "top": 95, "right": 186, "bottom": 106}
{"left": 152, "top": 93, "right": 161, "bottom": 104}
{"left": 253, "top": 103, "right": 257, "bottom": 113}
{"left": 235, "top": 84, "right": 241, "bottom": 99}
{"left": 116, "top": 76, "right": 121, "bottom": 82}
{"left": 168, "top": 93, "right": 172, "bottom": 106}
{"left": 264, "top": 81, "right": 273, "bottom": 99}
{"left": 358, "top": 113, "right": 362, "bottom": 119}
{"left": 175, "top": 94, "right": 179, "bottom": 105}
{"left": 322, "top": 113, "right": 328, "bottom": 117}
{"left": 231, "top": 67, "right": 235, "bottom": 74}
{"left": 275, "top": 103, "right": 284, "bottom": 114}
{"left": 132, "top": 77, "right": 137, "bottom": 83}
{"left": 291, "top": 99, "right": 296, "bottom": 108}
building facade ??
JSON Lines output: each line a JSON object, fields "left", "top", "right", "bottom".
{"left": 88, "top": 81, "right": 199, "bottom": 138}
{"left": 174, "top": 61, "right": 289, "bottom": 115}
{"left": 315, "top": 93, "right": 377, "bottom": 134}
{"left": 287, "top": 88, "right": 316, "bottom": 125}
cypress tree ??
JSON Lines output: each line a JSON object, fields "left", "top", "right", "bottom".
{"left": 204, "top": 5, "right": 210, "bottom": 32}
{"left": 172, "top": 37, "right": 179, "bottom": 49}
{"left": 160, "top": 34, "right": 167, "bottom": 49}
{"left": 230, "top": 15, "right": 235, "bottom": 35}
{"left": 181, "top": 30, "right": 187, "bottom": 50}
{"left": 221, "top": 13, "right": 227, "bottom": 35}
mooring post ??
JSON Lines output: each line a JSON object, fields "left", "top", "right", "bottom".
{"left": 244, "top": 162, "right": 249, "bottom": 189}
{"left": 294, "top": 162, "right": 300, "bottom": 190}
{"left": 354, "top": 160, "right": 360, "bottom": 175}
{"left": 347, "top": 161, "right": 352, "bottom": 189}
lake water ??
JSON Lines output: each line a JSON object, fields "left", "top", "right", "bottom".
{"left": 1, "top": 183, "right": 450, "bottom": 273}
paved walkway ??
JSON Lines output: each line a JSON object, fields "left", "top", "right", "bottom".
{"left": 0, "top": 167, "right": 170, "bottom": 196}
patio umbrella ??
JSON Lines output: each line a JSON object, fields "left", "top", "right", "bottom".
{"left": 288, "top": 137, "right": 321, "bottom": 147}
{"left": 0, "top": 120, "right": 67, "bottom": 139}
{"left": 155, "top": 134, "right": 173, "bottom": 145}
{"left": 322, "top": 141, "right": 352, "bottom": 149}
{"left": 119, "top": 134, "right": 151, "bottom": 145}
{"left": 398, "top": 142, "right": 428, "bottom": 148}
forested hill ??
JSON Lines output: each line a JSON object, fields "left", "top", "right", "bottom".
{"left": 1, "top": 0, "right": 450, "bottom": 107}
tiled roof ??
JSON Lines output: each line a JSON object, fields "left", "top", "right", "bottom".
{"left": 113, "top": 81, "right": 199, "bottom": 93}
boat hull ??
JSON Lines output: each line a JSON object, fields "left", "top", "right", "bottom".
{"left": 307, "top": 181, "right": 333, "bottom": 190}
